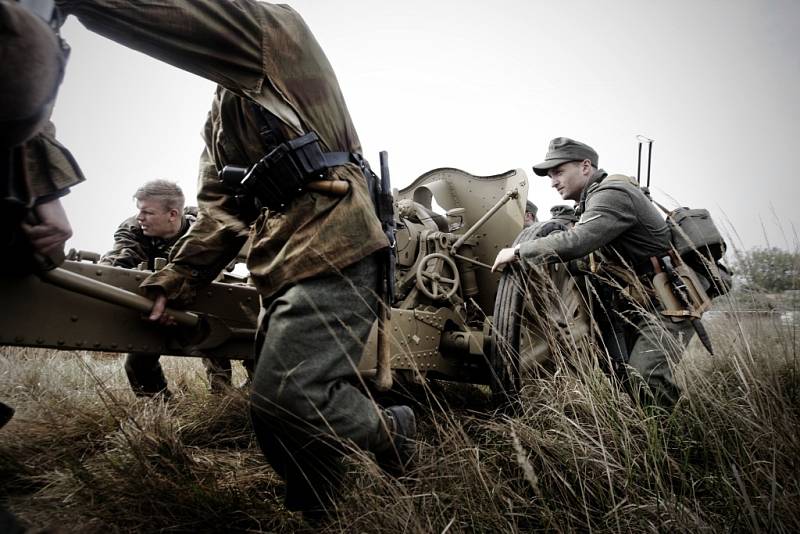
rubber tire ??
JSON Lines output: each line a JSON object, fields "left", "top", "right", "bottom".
{"left": 488, "top": 223, "right": 544, "bottom": 402}
{"left": 489, "top": 267, "right": 525, "bottom": 402}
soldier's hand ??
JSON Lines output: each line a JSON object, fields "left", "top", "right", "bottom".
{"left": 492, "top": 246, "right": 518, "bottom": 272}
{"left": 148, "top": 292, "right": 177, "bottom": 326}
{"left": 21, "top": 198, "right": 72, "bottom": 257}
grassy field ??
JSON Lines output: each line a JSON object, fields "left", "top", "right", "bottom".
{"left": 1, "top": 299, "right": 798, "bottom": 532}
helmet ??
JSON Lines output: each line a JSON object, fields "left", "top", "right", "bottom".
{"left": 0, "top": 1, "right": 66, "bottom": 147}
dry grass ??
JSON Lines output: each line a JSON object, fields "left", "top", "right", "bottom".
{"left": 1, "top": 301, "right": 799, "bottom": 532}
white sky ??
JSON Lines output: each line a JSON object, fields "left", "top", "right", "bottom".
{"left": 53, "top": 0, "right": 800, "bottom": 255}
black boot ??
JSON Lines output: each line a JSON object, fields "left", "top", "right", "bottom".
{"left": 375, "top": 405, "right": 417, "bottom": 476}
{"left": 125, "top": 353, "right": 172, "bottom": 399}
{"left": 0, "top": 401, "right": 14, "bottom": 430}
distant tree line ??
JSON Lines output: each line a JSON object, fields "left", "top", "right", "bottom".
{"left": 733, "top": 247, "right": 800, "bottom": 293}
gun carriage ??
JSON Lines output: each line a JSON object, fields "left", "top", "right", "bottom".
{"left": 0, "top": 167, "right": 590, "bottom": 397}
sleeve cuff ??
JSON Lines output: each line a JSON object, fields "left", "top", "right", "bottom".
{"left": 518, "top": 239, "right": 558, "bottom": 266}
{"left": 140, "top": 264, "right": 199, "bottom": 307}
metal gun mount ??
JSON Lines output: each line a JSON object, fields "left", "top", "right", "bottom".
{"left": 361, "top": 167, "right": 535, "bottom": 387}
{"left": 2, "top": 166, "right": 590, "bottom": 397}
{"left": 0, "top": 259, "right": 259, "bottom": 359}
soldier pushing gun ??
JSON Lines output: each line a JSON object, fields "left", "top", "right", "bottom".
{"left": 1, "top": 0, "right": 84, "bottom": 273}
{"left": 1, "top": 1, "right": 85, "bottom": 530}
{"left": 100, "top": 180, "right": 249, "bottom": 398}
{"left": 493, "top": 137, "right": 719, "bottom": 409}
{"left": 1, "top": 0, "right": 82, "bottom": 447}
{"left": 54, "top": 0, "right": 415, "bottom": 518}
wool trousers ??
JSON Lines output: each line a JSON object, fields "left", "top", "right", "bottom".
{"left": 248, "top": 254, "right": 389, "bottom": 512}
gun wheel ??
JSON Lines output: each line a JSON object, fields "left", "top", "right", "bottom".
{"left": 489, "top": 267, "right": 531, "bottom": 401}
{"left": 490, "top": 226, "right": 592, "bottom": 403}
{"left": 488, "top": 223, "right": 554, "bottom": 402}
{"left": 415, "top": 253, "right": 460, "bottom": 301}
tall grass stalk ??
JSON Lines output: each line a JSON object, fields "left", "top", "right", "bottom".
{"left": 1, "top": 297, "right": 798, "bottom": 532}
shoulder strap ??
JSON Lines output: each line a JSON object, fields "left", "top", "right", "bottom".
{"left": 604, "top": 174, "right": 638, "bottom": 186}
{"left": 603, "top": 174, "right": 673, "bottom": 216}
{"left": 250, "top": 101, "right": 357, "bottom": 169}
{"left": 649, "top": 197, "right": 671, "bottom": 216}
{"left": 249, "top": 101, "right": 286, "bottom": 149}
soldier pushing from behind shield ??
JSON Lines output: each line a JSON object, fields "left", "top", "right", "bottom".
{"left": 101, "top": 179, "right": 248, "bottom": 398}
{"left": 493, "top": 137, "right": 707, "bottom": 409}
{"left": 524, "top": 200, "right": 538, "bottom": 227}
{"left": 54, "top": 0, "right": 416, "bottom": 518}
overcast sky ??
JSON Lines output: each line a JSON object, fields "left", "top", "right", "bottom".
{"left": 52, "top": 0, "right": 800, "bottom": 255}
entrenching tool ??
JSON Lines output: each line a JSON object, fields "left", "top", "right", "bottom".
{"left": 652, "top": 255, "right": 715, "bottom": 355}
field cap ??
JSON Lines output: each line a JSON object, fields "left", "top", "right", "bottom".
{"left": 525, "top": 200, "right": 538, "bottom": 216}
{"left": 550, "top": 204, "right": 577, "bottom": 221}
{"left": 532, "top": 137, "right": 598, "bottom": 176}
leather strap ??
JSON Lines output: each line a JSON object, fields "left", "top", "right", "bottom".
{"left": 250, "top": 101, "right": 359, "bottom": 170}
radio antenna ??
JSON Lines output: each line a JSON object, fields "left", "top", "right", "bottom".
{"left": 636, "top": 135, "right": 654, "bottom": 188}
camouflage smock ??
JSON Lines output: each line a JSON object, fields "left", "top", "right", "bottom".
{"left": 57, "top": 0, "right": 388, "bottom": 303}
{"left": 1, "top": 122, "right": 84, "bottom": 273}
{"left": 99, "top": 208, "right": 197, "bottom": 271}
{"left": 2, "top": 121, "right": 84, "bottom": 205}
{"left": 518, "top": 170, "right": 671, "bottom": 268}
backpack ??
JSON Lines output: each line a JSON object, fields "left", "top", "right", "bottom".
{"left": 656, "top": 203, "right": 732, "bottom": 298}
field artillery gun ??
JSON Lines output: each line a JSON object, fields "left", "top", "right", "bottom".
{"left": 0, "top": 167, "right": 590, "bottom": 398}
{"left": 0, "top": 251, "right": 260, "bottom": 361}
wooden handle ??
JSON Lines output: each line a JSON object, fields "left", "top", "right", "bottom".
{"left": 307, "top": 180, "right": 350, "bottom": 196}
{"left": 374, "top": 305, "right": 393, "bottom": 392}
{"left": 650, "top": 256, "right": 662, "bottom": 273}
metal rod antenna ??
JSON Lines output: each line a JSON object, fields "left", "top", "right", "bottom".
{"left": 635, "top": 135, "right": 654, "bottom": 188}
{"left": 637, "top": 142, "right": 642, "bottom": 184}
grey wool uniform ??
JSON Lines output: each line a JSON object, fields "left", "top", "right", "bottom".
{"left": 549, "top": 205, "right": 578, "bottom": 225}
{"left": 519, "top": 169, "right": 696, "bottom": 406}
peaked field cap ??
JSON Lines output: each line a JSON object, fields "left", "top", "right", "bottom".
{"left": 525, "top": 200, "right": 538, "bottom": 215}
{"left": 550, "top": 204, "right": 576, "bottom": 218}
{"left": 532, "top": 137, "right": 599, "bottom": 176}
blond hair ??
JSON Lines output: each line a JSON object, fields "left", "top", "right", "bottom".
{"left": 133, "top": 179, "right": 185, "bottom": 211}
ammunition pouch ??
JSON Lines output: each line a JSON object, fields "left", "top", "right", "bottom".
{"left": 219, "top": 131, "right": 354, "bottom": 213}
